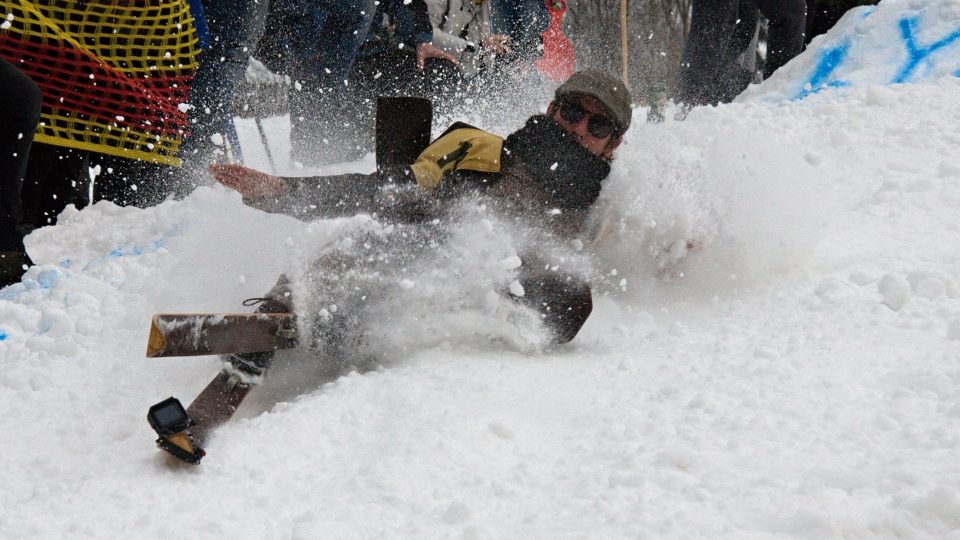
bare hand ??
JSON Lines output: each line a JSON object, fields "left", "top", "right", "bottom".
{"left": 481, "top": 34, "right": 512, "bottom": 55}
{"left": 209, "top": 163, "right": 283, "bottom": 199}
{"left": 416, "top": 42, "right": 460, "bottom": 71}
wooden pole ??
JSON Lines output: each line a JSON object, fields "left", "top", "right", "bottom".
{"left": 620, "top": 0, "right": 629, "bottom": 87}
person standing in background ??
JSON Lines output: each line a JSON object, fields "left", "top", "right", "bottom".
{"left": 178, "top": 0, "right": 271, "bottom": 177}
{"left": 676, "top": 0, "right": 806, "bottom": 107}
{"left": 0, "top": 58, "right": 41, "bottom": 287}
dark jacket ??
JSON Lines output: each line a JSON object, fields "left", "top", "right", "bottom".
{"left": 253, "top": 115, "right": 610, "bottom": 237}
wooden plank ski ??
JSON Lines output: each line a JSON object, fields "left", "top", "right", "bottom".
{"left": 146, "top": 313, "right": 298, "bottom": 358}
{"left": 185, "top": 371, "right": 254, "bottom": 448}
{"left": 148, "top": 370, "right": 255, "bottom": 463}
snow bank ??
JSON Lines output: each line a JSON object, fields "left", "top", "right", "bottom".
{"left": 743, "top": 0, "right": 960, "bottom": 102}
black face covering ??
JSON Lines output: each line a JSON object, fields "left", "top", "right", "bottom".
{"left": 502, "top": 115, "right": 612, "bottom": 210}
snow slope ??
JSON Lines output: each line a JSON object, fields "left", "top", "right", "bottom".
{"left": 2, "top": 0, "right": 960, "bottom": 537}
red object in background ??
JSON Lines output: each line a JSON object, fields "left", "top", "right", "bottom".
{"left": 535, "top": 0, "right": 575, "bottom": 81}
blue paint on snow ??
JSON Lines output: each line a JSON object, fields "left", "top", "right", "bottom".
{"left": 36, "top": 268, "right": 59, "bottom": 290}
{"left": 0, "top": 330, "right": 7, "bottom": 341}
{"left": 797, "top": 40, "right": 852, "bottom": 99}
{"left": 893, "top": 16, "right": 960, "bottom": 83}
{"left": 106, "top": 237, "right": 166, "bottom": 260}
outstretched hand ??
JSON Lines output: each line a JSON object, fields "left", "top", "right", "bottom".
{"left": 209, "top": 164, "right": 282, "bottom": 200}
{"left": 416, "top": 42, "right": 459, "bottom": 71}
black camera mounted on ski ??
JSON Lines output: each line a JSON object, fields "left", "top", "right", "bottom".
{"left": 147, "top": 397, "right": 205, "bottom": 464}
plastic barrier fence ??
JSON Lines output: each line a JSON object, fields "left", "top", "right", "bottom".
{"left": 0, "top": 1, "right": 199, "bottom": 165}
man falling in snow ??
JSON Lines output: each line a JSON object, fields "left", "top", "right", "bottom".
{"left": 152, "top": 69, "right": 633, "bottom": 463}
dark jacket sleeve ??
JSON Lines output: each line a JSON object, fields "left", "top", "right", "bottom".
{"left": 246, "top": 173, "right": 385, "bottom": 222}
{"left": 248, "top": 172, "right": 443, "bottom": 225}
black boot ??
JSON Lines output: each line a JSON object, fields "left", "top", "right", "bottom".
{"left": 223, "top": 275, "right": 295, "bottom": 377}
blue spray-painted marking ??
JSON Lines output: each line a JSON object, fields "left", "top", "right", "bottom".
{"left": 35, "top": 268, "right": 60, "bottom": 290}
{"left": 107, "top": 237, "right": 165, "bottom": 260}
{"left": 893, "top": 16, "right": 960, "bottom": 83}
{"left": 797, "top": 40, "right": 852, "bottom": 99}
{"left": 955, "top": 68, "right": 960, "bottom": 77}
{"left": 0, "top": 330, "right": 7, "bottom": 341}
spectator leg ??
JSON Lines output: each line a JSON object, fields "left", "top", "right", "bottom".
{"left": 179, "top": 0, "right": 270, "bottom": 177}
{"left": 676, "top": 0, "right": 743, "bottom": 106}
{"left": 755, "top": 0, "right": 807, "bottom": 77}
{"left": 0, "top": 58, "right": 40, "bottom": 253}
{"left": 283, "top": 0, "right": 377, "bottom": 165}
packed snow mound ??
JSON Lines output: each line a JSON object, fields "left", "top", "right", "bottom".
{"left": 743, "top": 0, "right": 960, "bottom": 102}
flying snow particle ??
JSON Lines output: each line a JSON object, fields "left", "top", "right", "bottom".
{"left": 499, "top": 256, "right": 522, "bottom": 270}
{"left": 210, "top": 133, "right": 224, "bottom": 146}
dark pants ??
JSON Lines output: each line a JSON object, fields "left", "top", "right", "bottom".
{"left": 0, "top": 58, "right": 41, "bottom": 251}
{"left": 261, "top": 0, "right": 377, "bottom": 165}
{"left": 179, "top": 0, "right": 271, "bottom": 173}
{"left": 491, "top": 0, "right": 549, "bottom": 61}
{"left": 677, "top": 0, "right": 806, "bottom": 106}
{"left": 20, "top": 143, "right": 90, "bottom": 231}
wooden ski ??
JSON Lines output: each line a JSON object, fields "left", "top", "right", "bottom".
{"left": 146, "top": 313, "right": 299, "bottom": 358}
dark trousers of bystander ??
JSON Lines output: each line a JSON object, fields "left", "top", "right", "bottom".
{"left": 0, "top": 57, "right": 41, "bottom": 285}
{"left": 178, "top": 0, "right": 271, "bottom": 176}
{"left": 261, "top": 0, "right": 378, "bottom": 166}
{"left": 677, "top": 0, "right": 806, "bottom": 106}
{"left": 0, "top": 58, "right": 40, "bottom": 250}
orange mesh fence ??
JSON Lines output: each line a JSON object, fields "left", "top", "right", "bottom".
{"left": 0, "top": 1, "right": 199, "bottom": 166}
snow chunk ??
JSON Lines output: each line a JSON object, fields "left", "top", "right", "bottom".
{"left": 498, "top": 256, "right": 522, "bottom": 271}
{"left": 878, "top": 273, "right": 911, "bottom": 310}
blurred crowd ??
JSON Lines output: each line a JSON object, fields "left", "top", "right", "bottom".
{"left": 0, "top": 0, "right": 874, "bottom": 287}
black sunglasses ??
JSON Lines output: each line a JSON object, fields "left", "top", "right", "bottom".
{"left": 557, "top": 99, "right": 617, "bottom": 139}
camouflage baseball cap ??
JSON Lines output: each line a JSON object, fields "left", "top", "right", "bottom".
{"left": 555, "top": 68, "right": 633, "bottom": 134}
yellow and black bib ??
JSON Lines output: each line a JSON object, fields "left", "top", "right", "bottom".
{"left": 409, "top": 124, "right": 504, "bottom": 191}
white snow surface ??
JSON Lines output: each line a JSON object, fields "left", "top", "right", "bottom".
{"left": 4, "top": 1, "right": 960, "bottom": 537}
